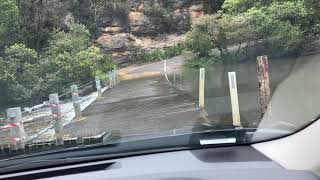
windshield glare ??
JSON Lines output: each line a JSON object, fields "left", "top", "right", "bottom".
{"left": 0, "top": 0, "right": 319, "bottom": 158}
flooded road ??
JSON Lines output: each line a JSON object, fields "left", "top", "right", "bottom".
{"left": 1, "top": 54, "right": 320, "bottom": 145}
{"left": 64, "top": 77, "right": 202, "bottom": 142}
{"left": 63, "top": 53, "right": 320, "bottom": 142}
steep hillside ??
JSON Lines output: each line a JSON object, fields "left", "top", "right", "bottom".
{"left": 92, "top": 0, "right": 223, "bottom": 64}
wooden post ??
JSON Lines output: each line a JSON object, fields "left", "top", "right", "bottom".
{"left": 199, "top": 68, "right": 205, "bottom": 109}
{"left": 49, "top": 93, "right": 64, "bottom": 145}
{"left": 6, "top": 107, "right": 26, "bottom": 149}
{"left": 71, "top": 85, "right": 82, "bottom": 121}
{"left": 257, "top": 56, "right": 271, "bottom": 116}
{"left": 228, "top": 72, "right": 241, "bottom": 127}
{"left": 95, "top": 76, "right": 102, "bottom": 97}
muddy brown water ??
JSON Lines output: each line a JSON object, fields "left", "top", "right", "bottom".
{"left": 1, "top": 54, "right": 319, "bottom": 144}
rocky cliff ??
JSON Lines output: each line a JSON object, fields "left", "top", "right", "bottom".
{"left": 94, "top": 0, "right": 221, "bottom": 65}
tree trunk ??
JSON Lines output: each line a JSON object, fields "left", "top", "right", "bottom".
{"left": 257, "top": 56, "right": 271, "bottom": 117}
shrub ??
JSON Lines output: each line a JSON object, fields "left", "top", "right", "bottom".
{"left": 143, "top": 49, "right": 164, "bottom": 62}
{"left": 143, "top": 44, "right": 186, "bottom": 63}
{"left": 162, "top": 44, "right": 185, "bottom": 59}
{"left": 0, "top": 23, "right": 115, "bottom": 105}
{"left": 185, "top": 16, "right": 215, "bottom": 57}
{"left": 183, "top": 50, "right": 222, "bottom": 68}
{"left": 141, "top": 4, "right": 170, "bottom": 18}
{"left": 183, "top": 1, "right": 309, "bottom": 66}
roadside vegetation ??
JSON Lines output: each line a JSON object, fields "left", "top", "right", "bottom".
{"left": 142, "top": 0, "right": 320, "bottom": 68}
{"left": 143, "top": 44, "right": 186, "bottom": 62}
{"left": 184, "top": 0, "right": 320, "bottom": 67}
{"left": 0, "top": 0, "right": 115, "bottom": 106}
{"left": 1, "top": 0, "right": 320, "bottom": 105}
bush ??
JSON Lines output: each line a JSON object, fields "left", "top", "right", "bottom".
{"left": 183, "top": 50, "right": 222, "bottom": 68}
{"left": 0, "top": 22, "right": 115, "bottom": 105}
{"left": 162, "top": 44, "right": 185, "bottom": 59}
{"left": 185, "top": 16, "right": 215, "bottom": 57}
{"left": 141, "top": 4, "right": 170, "bottom": 18}
{"left": 0, "top": 44, "right": 39, "bottom": 104}
{"left": 143, "top": 44, "right": 186, "bottom": 63}
{"left": 143, "top": 49, "right": 163, "bottom": 62}
{"left": 37, "top": 24, "right": 115, "bottom": 101}
{"left": 0, "top": 0, "right": 21, "bottom": 50}
{"left": 183, "top": 1, "right": 311, "bottom": 66}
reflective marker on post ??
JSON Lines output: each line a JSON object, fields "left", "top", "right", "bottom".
{"left": 228, "top": 72, "right": 241, "bottom": 127}
{"left": 6, "top": 107, "right": 26, "bottom": 149}
{"left": 71, "top": 85, "right": 82, "bottom": 121}
{"left": 95, "top": 76, "right": 102, "bottom": 97}
{"left": 199, "top": 68, "right": 205, "bottom": 109}
{"left": 164, "top": 60, "right": 167, "bottom": 73}
{"left": 49, "top": 93, "right": 64, "bottom": 145}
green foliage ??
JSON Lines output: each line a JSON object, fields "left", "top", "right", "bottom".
{"left": 143, "top": 49, "right": 163, "bottom": 62}
{"left": 142, "top": 4, "right": 171, "bottom": 17}
{"left": 143, "top": 44, "right": 185, "bottom": 62}
{"left": 222, "top": 0, "right": 272, "bottom": 14}
{"left": 42, "top": 23, "right": 113, "bottom": 96}
{"left": 163, "top": 44, "right": 186, "bottom": 58}
{"left": 0, "top": 0, "right": 21, "bottom": 50}
{"left": 185, "top": 16, "right": 214, "bottom": 57}
{"left": 18, "top": 0, "right": 68, "bottom": 51}
{"left": 4, "top": 44, "right": 39, "bottom": 86}
{"left": 45, "top": 23, "right": 91, "bottom": 56}
{"left": 184, "top": 0, "right": 319, "bottom": 67}
{"left": 0, "top": 22, "right": 114, "bottom": 105}
{"left": 0, "top": 44, "right": 39, "bottom": 104}
{"left": 184, "top": 51, "right": 221, "bottom": 68}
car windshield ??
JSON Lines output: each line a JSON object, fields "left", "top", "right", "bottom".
{"left": 0, "top": 0, "right": 319, "bottom": 159}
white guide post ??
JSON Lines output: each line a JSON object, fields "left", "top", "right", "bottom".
{"left": 228, "top": 72, "right": 241, "bottom": 127}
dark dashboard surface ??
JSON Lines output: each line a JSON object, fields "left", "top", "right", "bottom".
{"left": 1, "top": 146, "right": 318, "bottom": 180}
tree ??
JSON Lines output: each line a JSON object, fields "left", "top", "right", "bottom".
{"left": 184, "top": 0, "right": 310, "bottom": 67}
{"left": 0, "top": 23, "right": 113, "bottom": 105}
{"left": 222, "top": 0, "right": 273, "bottom": 14}
{"left": 0, "top": 0, "right": 21, "bottom": 52}
{"left": 4, "top": 44, "right": 39, "bottom": 86}
{"left": 40, "top": 22, "right": 112, "bottom": 97}
{"left": 0, "top": 44, "right": 39, "bottom": 104}
{"left": 18, "top": 0, "right": 68, "bottom": 51}
{"left": 185, "top": 15, "right": 215, "bottom": 57}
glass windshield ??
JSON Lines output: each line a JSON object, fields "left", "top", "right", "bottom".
{"left": 0, "top": 0, "right": 319, "bottom": 159}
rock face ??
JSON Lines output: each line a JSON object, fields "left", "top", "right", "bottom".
{"left": 95, "top": 0, "right": 220, "bottom": 65}
{"left": 128, "top": 12, "right": 163, "bottom": 35}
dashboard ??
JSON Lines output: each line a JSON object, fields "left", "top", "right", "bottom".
{"left": 1, "top": 146, "right": 318, "bottom": 180}
{"left": 1, "top": 120, "right": 320, "bottom": 180}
